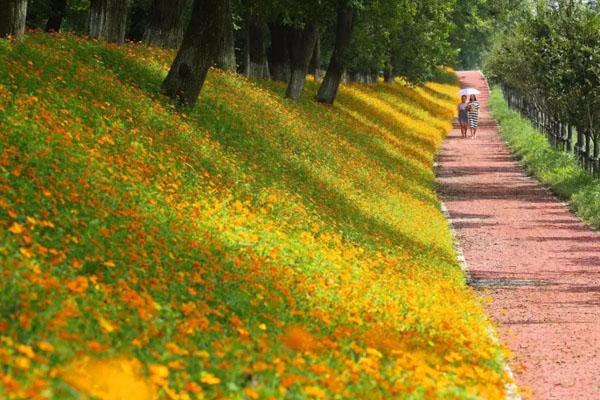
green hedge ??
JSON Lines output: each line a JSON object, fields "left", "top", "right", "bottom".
{"left": 490, "top": 87, "right": 600, "bottom": 229}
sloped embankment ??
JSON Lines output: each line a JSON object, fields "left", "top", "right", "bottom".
{"left": 0, "top": 34, "right": 506, "bottom": 399}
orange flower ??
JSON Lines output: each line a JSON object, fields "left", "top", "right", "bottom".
{"left": 280, "top": 325, "right": 320, "bottom": 353}
{"left": 66, "top": 276, "right": 89, "bottom": 294}
{"left": 244, "top": 387, "right": 259, "bottom": 399}
{"left": 62, "top": 357, "right": 155, "bottom": 400}
{"left": 8, "top": 222, "right": 23, "bottom": 234}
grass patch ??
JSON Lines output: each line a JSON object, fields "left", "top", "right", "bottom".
{"left": 489, "top": 87, "right": 600, "bottom": 229}
{"left": 0, "top": 33, "right": 507, "bottom": 399}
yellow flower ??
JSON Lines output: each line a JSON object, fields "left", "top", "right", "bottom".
{"left": 63, "top": 357, "right": 155, "bottom": 400}
{"left": 199, "top": 371, "right": 220, "bottom": 385}
{"left": 195, "top": 350, "right": 210, "bottom": 359}
{"left": 19, "top": 247, "right": 33, "bottom": 258}
{"left": 304, "top": 385, "right": 326, "bottom": 399}
{"left": 38, "top": 341, "right": 54, "bottom": 353}
{"left": 149, "top": 364, "right": 170, "bottom": 387}
{"left": 8, "top": 222, "right": 23, "bottom": 234}
{"left": 15, "top": 356, "right": 31, "bottom": 370}
{"left": 98, "top": 317, "right": 115, "bottom": 333}
{"left": 15, "top": 344, "right": 35, "bottom": 358}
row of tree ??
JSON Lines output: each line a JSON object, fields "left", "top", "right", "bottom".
{"left": 1, "top": 0, "right": 519, "bottom": 107}
{"left": 486, "top": 0, "right": 600, "bottom": 152}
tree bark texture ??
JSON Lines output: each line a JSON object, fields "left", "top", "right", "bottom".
{"left": 161, "top": 0, "right": 230, "bottom": 107}
{"left": 45, "top": 0, "right": 67, "bottom": 32}
{"left": 384, "top": 51, "right": 397, "bottom": 83}
{"left": 0, "top": 0, "right": 27, "bottom": 41}
{"left": 215, "top": 5, "right": 236, "bottom": 71}
{"left": 247, "top": 16, "right": 269, "bottom": 79}
{"left": 143, "top": 0, "right": 186, "bottom": 48}
{"left": 89, "top": 0, "right": 129, "bottom": 44}
{"left": 241, "top": 23, "right": 250, "bottom": 75}
{"left": 285, "top": 22, "right": 318, "bottom": 100}
{"left": 316, "top": 6, "right": 353, "bottom": 105}
{"left": 267, "top": 22, "right": 290, "bottom": 82}
{"left": 309, "top": 34, "right": 321, "bottom": 81}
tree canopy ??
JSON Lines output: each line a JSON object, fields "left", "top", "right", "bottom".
{"left": 11, "top": 0, "right": 527, "bottom": 105}
{"left": 486, "top": 0, "right": 600, "bottom": 131}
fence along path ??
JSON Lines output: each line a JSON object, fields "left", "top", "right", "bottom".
{"left": 503, "top": 88, "right": 600, "bottom": 176}
{"left": 437, "top": 71, "right": 600, "bottom": 399}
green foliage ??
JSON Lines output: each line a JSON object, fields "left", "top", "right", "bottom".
{"left": 390, "top": 0, "right": 457, "bottom": 83}
{"left": 345, "top": 0, "right": 458, "bottom": 83}
{"left": 490, "top": 87, "right": 600, "bottom": 229}
{"left": 486, "top": 1, "right": 600, "bottom": 134}
{"left": 431, "top": 67, "right": 460, "bottom": 85}
{"left": 26, "top": 0, "right": 91, "bottom": 32}
{"left": 450, "top": 0, "right": 529, "bottom": 69}
{"left": 346, "top": 0, "right": 403, "bottom": 75}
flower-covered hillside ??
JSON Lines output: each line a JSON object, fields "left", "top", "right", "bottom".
{"left": 0, "top": 33, "right": 507, "bottom": 399}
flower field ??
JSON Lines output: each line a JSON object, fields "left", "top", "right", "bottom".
{"left": 0, "top": 34, "right": 507, "bottom": 399}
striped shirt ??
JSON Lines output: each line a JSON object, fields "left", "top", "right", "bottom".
{"left": 468, "top": 101, "right": 480, "bottom": 128}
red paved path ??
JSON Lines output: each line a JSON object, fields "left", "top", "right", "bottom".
{"left": 437, "top": 71, "right": 600, "bottom": 399}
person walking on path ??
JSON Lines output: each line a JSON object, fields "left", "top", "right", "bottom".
{"left": 467, "top": 94, "right": 480, "bottom": 138}
{"left": 438, "top": 70, "right": 600, "bottom": 400}
{"left": 458, "top": 95, "right": 469, "bottom": 138}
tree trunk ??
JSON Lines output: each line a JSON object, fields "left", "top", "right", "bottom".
{"left": 0, "top": 0, "right": 27, "bottom": 41}
{"left": 89, "top": 0, "right": 129, "bottom": 44}
{"left": 45, "top": 0, "right": 67, "bottom": 32}
{"left": 593, "top": 133, "right": 600, "bottom": 176}
{"left": 383, "top": 68, "right": 394, "bottom": 83}
{"left": 309, "top": 34, "right": 321, "bottom": 81}
{"left": 285, "top": 23, "right": 318, "bottom": 100}
{"left": 215, "top": 5, "right": 236, "bottom": 71}
{"left": 267, "top": 22, "right": 290, "bottom": 82}
{"left": 143, "top": 0, "right": 186, "bottom": 48}
{"left": 241, "top": 23, "right": 250, "bottom": 76}
{"left": 161, "top": 0, "right": 230, "bottom": 107}
{"left": 348, "top": 70, "right": 359, "bottom": 83}
{"left": 247, "top": 16, "right": 268, "bottom": 79}
{"left": 316, "top": 6, "right": 353, "bottom": 105}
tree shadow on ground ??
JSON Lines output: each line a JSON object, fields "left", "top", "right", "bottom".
{"left": 67, "top": 43, "right": 457, "bottom": 264}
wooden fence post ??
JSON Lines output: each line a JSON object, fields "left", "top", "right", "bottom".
{"left": 501, "top": 87, "right": 597, "bottom": 176}
{"left": 584, "top": 129, "right": 592, "bottom": 172}
{"left": 593, "top": 134, "right": 599, "bottom": 177}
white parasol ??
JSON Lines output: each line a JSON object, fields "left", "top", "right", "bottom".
{"left": 458, "top": 88, "right": 480, "bottom": 97}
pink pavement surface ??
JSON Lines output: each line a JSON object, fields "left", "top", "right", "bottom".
{"left": 437, "top": 70, "right": 600, "bottom": 399}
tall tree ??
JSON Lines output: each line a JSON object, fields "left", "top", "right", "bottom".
{"left": 285, "top": 22, "right": 319, "bottom": 100}
{"left": 450, "top": 0, "right": 528, "bottom": 69}
{"left": 161, "top": 0, "right": 230, "bottom": 106}
{"left": 0, "top": 0, "right": 28, "bottom": 41}
{"left": 247, "top": 15, "right": 269, "bottom": 79}
{"left": 45, "top": 0, "right": 67, "bottom": 32}
{"left": 267, "top": 22, "right": 291, "bottom": 82}
{"left": 390, "top": 0, "right": 456, "bottom": 84}
{"left": 309, "top": 34, "right": 321, "bottom": 81}
{"left": 215, "top": 5, "right": 236, "bottom": 71}
{"left": 316, "top": 4, "right": 353, "bottom": 104}
{"left": 143, "top": 0, "right": 187, "bottom": 48}
{"left": 89, "top": 0, "right": 129, "bottom": 43}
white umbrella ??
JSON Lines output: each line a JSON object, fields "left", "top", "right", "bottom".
{"left": 458, "top": 88, "right": 480, "bottom": 97}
